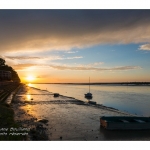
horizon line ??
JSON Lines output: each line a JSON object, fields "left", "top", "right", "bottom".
{"left": 24, "top": 82, "right": 150, "bottom": 84}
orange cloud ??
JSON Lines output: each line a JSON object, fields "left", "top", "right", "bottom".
{"left": 12, "top": 64, "right": 39, "bottom": 70}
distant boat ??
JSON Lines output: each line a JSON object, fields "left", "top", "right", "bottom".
{"left": 53, "top": 93, "right": 59, "bottom": 97}
{"left": 85, "top": 77, "right": 93, "bottom": 99}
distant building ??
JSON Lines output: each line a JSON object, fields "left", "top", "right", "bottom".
{"left": 0, "top": 70, "right": 12, "bottom": 81}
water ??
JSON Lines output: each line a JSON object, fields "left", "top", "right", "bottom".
{"left": 29, "top": 83, "right": 150, "bottom": 116}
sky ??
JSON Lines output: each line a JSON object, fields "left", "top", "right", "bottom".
{"left": 0, "top": 9, "right": 150, "bottom": 83}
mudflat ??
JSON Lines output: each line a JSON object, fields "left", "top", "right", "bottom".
{"left": 12, "top": 85, "right": 150, "bottom": 141}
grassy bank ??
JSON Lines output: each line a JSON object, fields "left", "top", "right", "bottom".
{"left": 0, "top": 104, "right": 28, "bottom": 140}
{"left": 0, "top": 83, "right": 28, "bottom": 140}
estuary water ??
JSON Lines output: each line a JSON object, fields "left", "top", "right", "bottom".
{"left": 29, "top": 83, "right": 150, "bottom": 117}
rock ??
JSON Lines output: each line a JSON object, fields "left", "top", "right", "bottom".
{"left": 37, "top": 119, "right": 48, "bottom": 124}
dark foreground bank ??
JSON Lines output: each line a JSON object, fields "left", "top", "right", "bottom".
{"left": 0, "top": 82, "right": 27, "bottom": 140}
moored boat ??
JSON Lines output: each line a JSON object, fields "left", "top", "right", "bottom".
{"left": 85, "top": 92, "right": 92, "bottom": 98}
{"left": 100, "top": 116, "right": 150, "bottom": 130}
{"left": 53, "top": 93, "right": 59, "bottom": 97}
{"left": 85, "top": 77, "right": 93, "bottom": 99}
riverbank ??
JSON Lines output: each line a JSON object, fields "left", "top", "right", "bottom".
{"left": 9, "top": 84, "right": 150, "bottom": 141}
{"left": 0, "top": 82, "right": 27, "bottom": 140}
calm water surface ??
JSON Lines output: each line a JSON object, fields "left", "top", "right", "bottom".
{"left": 29, "top": 84, "right": 150, "bottom": 116}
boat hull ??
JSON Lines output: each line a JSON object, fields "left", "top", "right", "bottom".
{"left": 84, "top": 93, "right": 92, "bottom": 99}
{"left": 100, "top": 116, "right": 150, "bottom": 130}
{"left": 84, "top": 95, "right": 92, "bottom": 98}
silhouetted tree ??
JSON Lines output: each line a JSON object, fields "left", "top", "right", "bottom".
{"left": 0, "top": 58, "right": 6, "bottom": 66}
{"left": 0, "top": 58, "right": 20, "bottom": 82}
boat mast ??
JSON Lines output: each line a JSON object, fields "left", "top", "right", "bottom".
{"left": 89, "top": 77, "right": 90, "bottom": 93}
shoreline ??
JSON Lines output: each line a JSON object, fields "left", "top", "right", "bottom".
{"left": 2, "top": 83, "right": 149, "bottom": 141}
{"left": 28, "top": 82, "right": 150, "bottom": 86}
{"left": 30, "top": 86, "right": 135, "bottom": 117}
{"left": 11, "top": 84, "right": 137, "bottom": 141}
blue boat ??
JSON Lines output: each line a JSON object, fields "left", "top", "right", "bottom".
{"left": 100, "top": 116, "right": 150, "bottom": 130}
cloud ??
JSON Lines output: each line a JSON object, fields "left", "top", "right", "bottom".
{"left": 77, "top": 62, "right": 104, "bottom": 68}
{"left": 12, "top": 64, "right": 40, "bottom": 70}
{"left": 65, "top": 56, "right": 83, "bottom": 59}
{"left": 1, "top": 10, "right": 150, "bottom": 53}
{"left": 4, "top": 55, "right": 82, "bottom": 61}
{"left": 89, "top": 62, "right": 104, "bottom": 66}
{"left": 49, "top": 65, "right": 142, "bottom": 71}
{"left": 48, "top": 56, "right": 83, "bottom": 60}
{"left": 11, "top": 60, "right": 141, "bottom": 72}
{"left": 139, "top": 44, "right": 150, "bottom": 51}
{"left": 65, "top": 51, "right": 78, "bottom": 53}
{"left": 5, "top": 56, "right": 43, "bottom": 60}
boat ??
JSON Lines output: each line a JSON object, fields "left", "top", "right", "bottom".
{"left": 88, "top": 100, "right": 96, "bottom": 105}
{"left": 100, "top": 116, "right": 150, "bottom": 130}
{"left": 53, "top": 93, "right": 59, "bottom": 97}
{"left": 84, "top": 77, "right": 93, "bottom": 99}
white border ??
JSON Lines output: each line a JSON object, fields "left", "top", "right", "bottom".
{"left": 0, "top": 2, "right": 149, "bottom": 149}
{"left": 1, "top": 141, "right": 149, "bottom": 150}
{"left": 0, "top": 0, "right": 150, "bottom": 9}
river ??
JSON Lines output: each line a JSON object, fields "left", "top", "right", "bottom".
{"left": 28, "top": 83, "right": 150, "bottom": 116}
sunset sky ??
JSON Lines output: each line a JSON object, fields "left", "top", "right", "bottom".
{"left": 0, "top": 9, "right": 150, "bottom": 83}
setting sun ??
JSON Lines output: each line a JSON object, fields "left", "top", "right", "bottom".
{"left": 26, "top": 75, "right": 35, "bottom": 81}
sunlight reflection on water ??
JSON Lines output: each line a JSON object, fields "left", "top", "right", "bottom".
{"left": 29, "top": 84, "right": 150, "bottom": 116}
{"left": 26, "top": 94, "right": 31, "bottom": 101}
{"left": 27, "top": 83, "right": 32, "bottom": 87}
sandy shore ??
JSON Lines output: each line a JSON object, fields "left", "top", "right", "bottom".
{"left": 11, "top": 84, "right": 150, "bottom": 141}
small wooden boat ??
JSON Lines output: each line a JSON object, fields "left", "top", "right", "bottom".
{"left": 100, "top": 116, "right": 150, "bottom": 130}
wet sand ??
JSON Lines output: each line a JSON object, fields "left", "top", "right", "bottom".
{"left": 12, "top": 84, "right": 150, "bottom": 141}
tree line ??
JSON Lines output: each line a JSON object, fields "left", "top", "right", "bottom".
{"left": 0, "top": 58, "right": 20, "bottom": 82}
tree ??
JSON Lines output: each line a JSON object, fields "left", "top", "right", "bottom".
{"left": 0, "top": 58, "right": 21, "bottom": 82}
{"left": 0, "top": 58, "right": 6, "bottom": 66}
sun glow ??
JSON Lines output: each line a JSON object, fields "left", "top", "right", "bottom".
{"left": 26, "top": 75, "right": 35, "bottom": 82}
